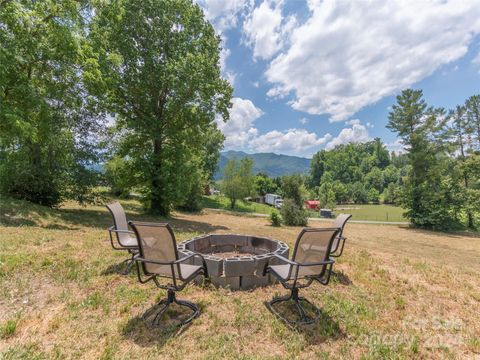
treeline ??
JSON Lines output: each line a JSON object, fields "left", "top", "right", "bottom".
{"left": 387, "top": 90, "right": 480, "bottom": 230}
{"left": 307, "top": 90, "right": 480, "bottom": 230}
{"left": 307, "top": 138, "right": 408, "bottom": 207}
{"left": 0, "top": 0, "right": 231, "bottom": 215}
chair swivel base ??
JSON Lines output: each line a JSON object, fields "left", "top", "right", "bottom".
{"left": 143, "top": 290, "right": 200, "bottom": 327}
{"left": 267, "top": 288, "right": 321, "bottom": 325}
{"left": 119, "top": 250, "right": 138, "bottom": 275}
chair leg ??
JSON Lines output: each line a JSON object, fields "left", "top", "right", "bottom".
{"left": 144, "top": 290, "right": 200, "bottom": 328}
{"left": 267, "top": 288, "right": 321, "bottom": 325}
{"left": 120, "top": 251, "right": 137, "bottom": 275}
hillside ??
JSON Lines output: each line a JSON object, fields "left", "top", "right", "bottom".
{"left": 215, "top": 150, "right": 310, "bottom": 178}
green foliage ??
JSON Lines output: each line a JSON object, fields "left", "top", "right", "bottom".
{"left": 387, "top": 89, "right": 480, "bottom": 230}
{"left": 332, "top": 181, "right": 349, "bottom": 203}
{"left": 349, "top": 182, "right": 369, "bottom": 204}
{"left": 367, "top": 188, "right": 380, "bottom": 204}
{"left": 308, "top": 138, "right": 399, "bottom": 204}
{"left": 104, "top": 156, "right": 134, "bottom": 197}
{"left": 280, "top": 198, "right": 308, "bottom": 226}
{"left": 88, "top": 0, "right": 232, "bottom": 215}
{"left": 220, "top": 151, "right": 310, "bottom": 178}
{"left": 383, "top": 183, "right": 399, "bottom": 204}
{"left": 177, "top": 166, "right": 205, "bottom": 212}
{"left": 365, "top": 167, "right": 384, "bottom": 192}
{"left": 0, "top": 317, "right": 18, "bottom": 339}
{"left": 319, "top": 182, "right": 336, "bottom": 209}
{"left": 269, "top": 211, "right": 282, "bottom": 227}
{"left": 0, "top": 0, "right": 101, "bottom": 207}
{"left": 221, "top": 158, "right": 255, "bottom": 209}
{"left": 254, "top": 173, "right": 277, "bottom": 196}
{"left": 280, "top": 174, "right": 305, "bottom": 207}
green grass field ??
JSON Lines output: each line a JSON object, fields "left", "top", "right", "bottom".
{"left": 203, "top": 196, "right": 407, "bottom": 222}
{"left": 309, "top": 205, "right": 407, "bottom": 222}
{"left": 1, "top": 196, "right": 479, "bottom": 358}
{"left": 202, "top": 195, "right": 274, "bottom": 215}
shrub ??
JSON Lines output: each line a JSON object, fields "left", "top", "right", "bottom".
{"left": 269, "top": 211, "right": 282, "bottom": 227}
{"left": 177, "top": 179, "right": 204, "bottom": 212}
{"left": 281, "top": 198, "right": 308, "bottom": 226}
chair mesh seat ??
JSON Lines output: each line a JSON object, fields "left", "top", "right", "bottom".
{"left": 148, "top": 263, "right": 202, "bottom": 279}
{"left": 270, "top": 264, "right": 320, "bottom": 280}
{"left": 120, "top": 235, "right": 138, "bottom": 247}
{"left": 106, "top": 202, "right": 138, "bottom": 248}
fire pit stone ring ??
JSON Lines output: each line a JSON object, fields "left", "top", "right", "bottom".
{"left": 177, "top": 234, "right": 289, "bottom": 290}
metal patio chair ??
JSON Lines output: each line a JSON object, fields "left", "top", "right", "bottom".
{"left": 264, "top": 228, "right": 340, "bottom": 325}
{"left": 106, "top": 202, "right": 139, "bottom": 275}
{"left": 129, "top": 221, "right": 208, "bottom": 327}
{"left": 330, "top": 214, "right": 352, "bottom": 257}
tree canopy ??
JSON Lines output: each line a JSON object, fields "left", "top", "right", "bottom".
{"left": 0, "top": 0, "right": 101, "bottom": 206}
{"left": 87, "top": 0, "right": 232, "bottom": 215}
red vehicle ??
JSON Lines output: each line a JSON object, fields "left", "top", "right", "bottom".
{"left": 304, "top": 200, "right": 320, "bottom": 210}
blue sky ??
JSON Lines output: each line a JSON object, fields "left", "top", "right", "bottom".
{"left": 197, "top": 0, "right": 480, "bottom": 158}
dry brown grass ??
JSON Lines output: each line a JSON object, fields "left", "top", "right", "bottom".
{"left": 1, "top": 197, "right": 479, "bottom": 359}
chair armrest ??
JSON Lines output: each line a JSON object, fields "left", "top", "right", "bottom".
{"left": 331, "top": 235, "right": 347, "bottom": 258}
{"left": 266, "top": 254, "right": 335, "bottom": 281}
{"left": 176, "top": 253, "right": 209, "bottom": 279}
{"left": 108, "top": 226, "right": 135, "bottom": 235}
{"left": 135, "top": 257, "right": 175, "bottom": 266}
{"left": 269, "top": 253, "right": 335, "bottom": 267}
{"left": 108, "top": 226, "right": 136, "bottom": 250}
{"left": 269, "top": 253, "right": 298, "bottom": 266}
{"left": 297, "top": 258, "right": 335, "bottom": 267}
{"left": 136, "top": 255, "right": 208, "bottom": 282}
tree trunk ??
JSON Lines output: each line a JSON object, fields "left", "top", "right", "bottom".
{"left": 150, "top": 138, "right": 168, "bottom": 215}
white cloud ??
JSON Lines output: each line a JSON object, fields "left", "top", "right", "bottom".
{"left": 265, "top": 0, "right": 480, "bottom": 121}
{"left": 198, "top": 0, "right": 253, "bottom": 32}
{"left": 299, "top": 117, "right": 308, "bottom": 125}
{"left": 217, "top": 98, "right": 331, "bottom": 156}
{"left": 216, "top": 97, "right": 263, "bottom": 149}
{"left": 243, "top": 0, "right": 295, "bottom": 60}
{"left": 473, "top": 50, "right": 480, "bottom": 67}
{"left": 250, "top": 129, "right": 331, "bottom": 155}
{"left": 325, "top": 122, "right": 370, "bottom": 150}
{"left": 385, "top": 139, "right": 406, "bottom": 153}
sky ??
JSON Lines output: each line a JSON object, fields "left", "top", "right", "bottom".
{"left": 196, "top": 0, "right": 480, "bottom": 158}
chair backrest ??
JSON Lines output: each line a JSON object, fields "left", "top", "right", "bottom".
{"left": 106, "top": 202, "right": 130, "bottom": 245}
{"left": 129, "top": 222, "right": 179, "bottom": 277}
{"left": 292, "top": 228, "right": 340, "bottom": 276}
{"left": 332, "top": 214, "right": 352, "bottom": 237}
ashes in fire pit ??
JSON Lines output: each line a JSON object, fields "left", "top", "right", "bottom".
{"left": 177, "top": 234, "right": 289, "bottom": 290}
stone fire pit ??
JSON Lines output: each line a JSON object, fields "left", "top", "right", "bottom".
{"left": 178, "top": 234, "right": 289, "bottom": 290}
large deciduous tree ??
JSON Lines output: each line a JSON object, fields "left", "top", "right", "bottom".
{"left": 0, "top": 0, "right": 101, "bottom": 206}
{"left": 88, "top": 0, "right": 232, "bottom": 215}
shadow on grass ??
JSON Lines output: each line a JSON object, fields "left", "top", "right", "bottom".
{"left": 331, "top": 270, "right": 352, "bottom": 286}
{"left": 101, "top": 259, "right": 133, "bottom": 276}
{"left": 122, "top": 301, "right": 201, "bottom": 348}
{"left": 267, "top": 298, "right": 345, "bottom": 345}
{"left": 1, "top": 196, "right": 229, "bottom": 234}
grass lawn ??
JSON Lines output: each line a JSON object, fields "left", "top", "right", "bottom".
{"left": 202, "top": 195, "right": 274, "bottom": 215}
{"left": 1, "top": 196, "right": 479, "bottom": 359}
{"left": 309, "top": 204, "right": 407, "bottom": 223}
{"left": 203, "top": 195, "right": 407, "bottom": 222}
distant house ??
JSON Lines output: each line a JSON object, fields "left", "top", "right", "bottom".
{"left": 304, "top": 200, "right": 320, "bottom": 210}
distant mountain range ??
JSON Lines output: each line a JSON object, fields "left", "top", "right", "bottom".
{"left": 215, "top": 150, "right": 311, "bottom": 179}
